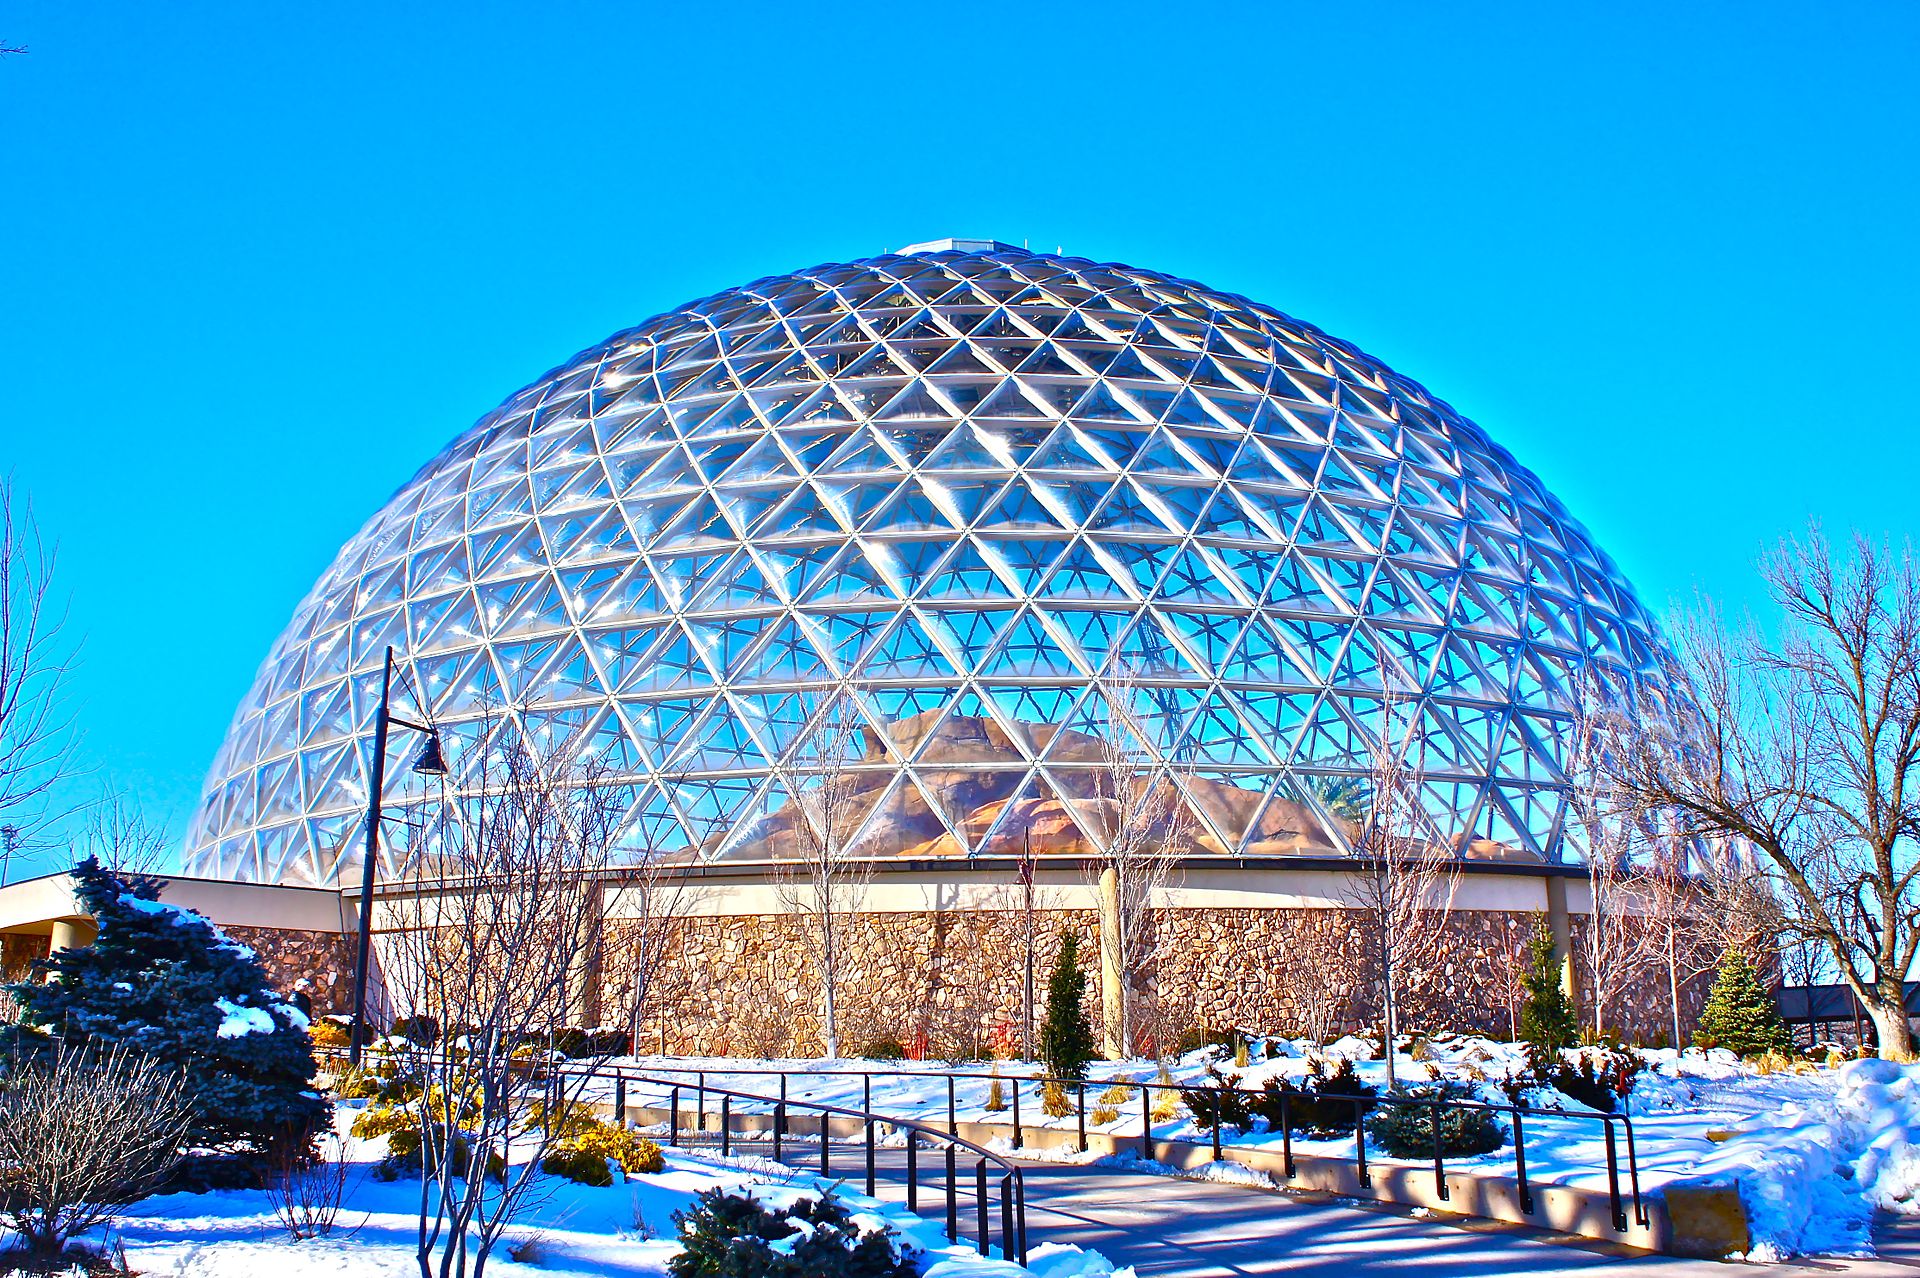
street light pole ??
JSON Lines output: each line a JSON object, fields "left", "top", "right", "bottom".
{"left": 347, "top": 645, "right": 447, "bottom": 1066}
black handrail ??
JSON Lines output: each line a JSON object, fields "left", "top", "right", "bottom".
{"left": 319, "top": 1048, "right": 1028, "bottom": 1264}
{"left": 583, "top": 1061, "right": 1027, "bottom": 1264}
{"left": 607, "top": 1060, "right": 1647, "bottom": 1232}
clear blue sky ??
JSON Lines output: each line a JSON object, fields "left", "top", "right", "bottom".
{"left": 3, "top": 1, "right": 1916, "bottom": 873}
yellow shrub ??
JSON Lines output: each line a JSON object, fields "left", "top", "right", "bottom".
{"left": 1040, "top": 1080, "right": 1073, "bottom": 1119}
{"left": 985, "top": 1077, "right": 1007, "bottom": 1112}
{"left": 310, "top": 1019, "right": 350, "bottom": 1048}
{"left": 541, "top": 1116, "right": 665, "bottom": 1184}
{"left": 1098, "top": 1083, "right": 1132, "bottom": 1105}
{"left": 351, "top": 1101, "right": 416, "bottom": 1141}
{"left": 1090, "top": 1105, "right": 1119, "bottom": 1125}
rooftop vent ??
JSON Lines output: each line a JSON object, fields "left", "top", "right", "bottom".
{"left": 894, "top": 238, "right": 1018, "bottom": 256}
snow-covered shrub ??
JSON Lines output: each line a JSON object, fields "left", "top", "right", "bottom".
{"left": 0, "top": 1041, "right": 192, "bottom": 1266}
{"left": 1366, "top": 1082, "right": 1504, "bottom": 1158}
{"left": 540, "top": 1126, "right": 664, "bottom": 1186}
{"left": 3, "top": 857, "right": 329, "bottom": 1157}
{"left": 1507, "top": 1045, "right": 1643, "bottom": 1113}
{"left": 1278, "top": 1057, "right": 1379, "bottom": 1135}
{"left": 525, "top": 1100, "right": 663, "bottom": 1185}
{"left": 1180, "top": 1067, "right": 1256, "bottom": 1132}
{"left": 667, "top": 1187, "right": 918, "bottom": 1278}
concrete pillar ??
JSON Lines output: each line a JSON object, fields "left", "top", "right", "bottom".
{"left": 48, "top": 919, "right": 95, "bottom": 955}
{"left": 1098, "top": 867, "right": 1123, "bottom": 1059}
{"left": 1545, "top": 875, "right": 1582, "bottom": 1010}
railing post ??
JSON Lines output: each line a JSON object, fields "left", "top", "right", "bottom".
{"left": 1016, "top": 1166, "right": 1029, "bottom": 1264}
{"left": 1430, "top": 1098, "right": 1448, "bottom": 1201}
{"left": 1077, "top": 1082, "right": 1087, "bottom": 1152}
{"left": 721, "top": 1095, "right": 731, "bottom": 1158}
{"left": 976, "top": 1159, "right": 990, "bottom": 1256}
{"left": 1140, "top": 1084, "right": 1152, "bottom": 1162}
{"left": 1001, "top": 1172, "right": 1015, "bottom": 1265}
{"left": 773, "top": 1102, "right": 785, "bottom": 1163}
{"left": 1281, "top": 1089, "right": 1295, "bottom": 1179}
{"left": 1354, "top": 1097, "right": 1369, "bottom": 1187}
{"left": 948, "top": 1075, "right": 958, "bottom": 1137}
{"left": 1622, "top": 1115, "right": 1647, "bottom": 1228}
{"left": 1513, "top": 1104, "right": 1533, "bottom": 1215}
{"left": 1604, "top": 1120, "right": 1625, "bottom": 1231}
{"left": 1212, "top": 1090, "right": 1223, "bottom": 1161}
{"left": 907, "top": 1134, "right": 919, "bottom": 1213}
{"left": 697, "top": 1073, "right": 706, "bottom": 1138}
{"left": 866, "top": 1117, "right": 876, "bottom": 1197}
{"left": 615, "top": 1076, "right": 626, "bottom": 1126}
{"left": 1011, "top": 1078, "right": 1022, "bottom": 1149}
{"left": 821, "top": 1111, "right": 832, "bottom": 1177}
{"left": 946, "top": 1142, "right": 958, "bottom": 1241}
{"left": 669, "top": 1085, "right": 680, "bottom": 1147}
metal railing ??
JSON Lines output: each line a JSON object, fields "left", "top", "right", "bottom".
{"left": 319, "top": 1048, "right": 1028, "bottom": 1263}
{"left": 610, "top": 1062, "right": 1647, "bottom": 1233}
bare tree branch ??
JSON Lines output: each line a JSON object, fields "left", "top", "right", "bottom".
{"left": 1081, "top": 675, "right": 1188, "bottom": 1058}
{"left": 0, "top": 478, "right": 82, "bottom": 848}
{"left": 772, "top": 688, "right": 872, "bottom": 1060}
{"left": 1345, "top": 694, "right": 1458, "bottom": 1087}
{"left": 380, "top": 717, "right": 630, "bottom": 1278}
{"left": 1618, "top": 528, "right": 1920, "bottom": 1058}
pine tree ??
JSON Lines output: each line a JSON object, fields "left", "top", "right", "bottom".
{"left": 1695, "top": 948, "right": 1793, "bottom": 1057}
{"left": 7, "top": 857, "right": 329, "bottom": 1153}
{"left": 1518, "top": 922, "right": 1578, "bottom": 1062}
{"left": 1038, "top": 930, "right": 1096, "bottom": 1081}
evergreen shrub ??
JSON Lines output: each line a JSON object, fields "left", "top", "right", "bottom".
{"left": 1366, "top": 1082, "right": 1505, "bottom": 1158}
{"left": 1695, "top": 950, "right": 1793, "bottom": 1057}
{"left": 668, "top": 1188, "right": 917, "bottom": 1278}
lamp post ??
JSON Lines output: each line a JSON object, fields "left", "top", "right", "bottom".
{"left": 348, "top": 645, "right": 448, "bottom": 1066}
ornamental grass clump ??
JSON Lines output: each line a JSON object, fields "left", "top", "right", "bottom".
{"left": 1039, "top": 1079, "right": 1073, "bottom": 1118}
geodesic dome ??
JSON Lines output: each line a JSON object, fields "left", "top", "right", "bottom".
{"left": 185, "top": 239, "right": 1679, "bottom": 887}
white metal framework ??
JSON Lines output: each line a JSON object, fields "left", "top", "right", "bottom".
{"left": 185, "top": 241, "right": 1680, "bottom": 886}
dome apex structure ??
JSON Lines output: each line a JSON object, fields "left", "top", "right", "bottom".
{"left": 186, "top": 243, "right": 1679, "bottom": 887}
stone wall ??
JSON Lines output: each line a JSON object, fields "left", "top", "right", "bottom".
{"left": 225, "top": 925, "right": 360, "bottom": 1015}
{"left": 614, "top": 906, "right": 1712, "bottom": 1058}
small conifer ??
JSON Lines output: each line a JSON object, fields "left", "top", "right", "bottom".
{"left": 1695, "top": 948, "right": 1793, "bottom": 1057}
{"left": 1038, "top": 930, "right": 1096, "bottom": 1081}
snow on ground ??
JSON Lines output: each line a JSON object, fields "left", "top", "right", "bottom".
{"left": 103, "top": 1102, "right": 1132, "bottom": 1278}
{"left": 556, "top": 1037, "right": 1911, "bottom": 1261}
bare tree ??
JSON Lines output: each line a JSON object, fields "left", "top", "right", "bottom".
{"left": 1345, "top": 695, "right": 1458, "bottom": 1089}
{"left": 0, "top": 480, "right": 80, "bottom": 853}
{"left": 772, "top": 690, "right": 871, "bottom": 1060}
{"left": 1564, "top": 673, "right": 1655, "bottom": 1037}
{"left": 380, "top": 728, "right": 629, "bottom": 1278}
{"left": 1618, "top": 531, "right": 1920, "bottom": 1059}
{"left": 1081, "top": 680, "right": 1188, "bottom": 1058}
{"left": 0, "top": 1042, "right": 191, "bottom": 1266}
{"left": 78, "top": 786, "right": 172, "bottom": 880}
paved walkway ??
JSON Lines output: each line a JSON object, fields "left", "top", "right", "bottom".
{"left": 757, "top": 1139, "right": 1920, "bottom": 1275}
{"left": 1009, "top": 1160, "right": 1920, "bottom": 1276}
